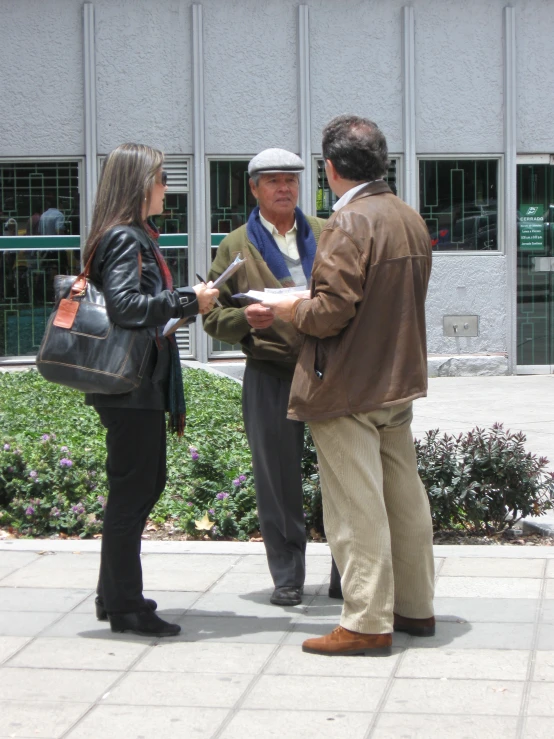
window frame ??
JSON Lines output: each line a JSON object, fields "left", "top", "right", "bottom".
{"left": 417, "top": 153, "right": 504, "bottom": 256}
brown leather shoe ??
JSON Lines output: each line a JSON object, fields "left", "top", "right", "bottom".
{"left": 302, "top": 626, "right": 392, "bottom": 656}
{"left": 393, "top": 612, "right": 436, "bottom": 637}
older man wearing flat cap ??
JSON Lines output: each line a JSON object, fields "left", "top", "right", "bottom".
{"left": 203, "top": 148, "right": 327, "bottom": 606}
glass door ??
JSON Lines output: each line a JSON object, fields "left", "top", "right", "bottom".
{"left": 516, "top": 158, "right": 554, "bottom": 372}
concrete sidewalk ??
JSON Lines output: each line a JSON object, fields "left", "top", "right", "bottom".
{"left": 0, "top": 539, "right": 553, "bottom": 739}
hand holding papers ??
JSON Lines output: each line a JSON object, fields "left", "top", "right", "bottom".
{"left": 163, "top": 254, "right": 246, "bottom": 337}
{"left": 231, "top": 286, "right": 310, "bottom": 323}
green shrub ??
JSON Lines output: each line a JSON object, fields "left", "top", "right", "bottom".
{"left": 415, "top": 424, "right": 554, "bottom": 533}
{"left": 1, "top": 370, "right": 553, "bottom": 539}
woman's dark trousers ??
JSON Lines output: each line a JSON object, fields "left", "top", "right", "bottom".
{"left": 96, "top": 407, "right": 166, "bottom": 613}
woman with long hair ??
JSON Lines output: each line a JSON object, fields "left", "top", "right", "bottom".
{"left": 84, "top": 143, "right": 218, "bottom": 637}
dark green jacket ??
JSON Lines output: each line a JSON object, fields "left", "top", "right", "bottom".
{"left": 203, "top": 216, "right": 325, "bottom": 380}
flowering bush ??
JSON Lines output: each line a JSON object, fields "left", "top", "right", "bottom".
{"left": 2, "top": 370, "right": 553, "bottom": 540}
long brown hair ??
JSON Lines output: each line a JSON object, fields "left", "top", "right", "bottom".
{"left": 83, "top": 143, "right": 164, "bottom": 263}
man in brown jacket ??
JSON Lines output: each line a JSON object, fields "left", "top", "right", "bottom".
{"left": 267, "top": 115, "right": 435, "bottom": 655}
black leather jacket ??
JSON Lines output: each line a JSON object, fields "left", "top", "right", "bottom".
{"left": 84, "top": 225, "right": 198, "bottom": 411}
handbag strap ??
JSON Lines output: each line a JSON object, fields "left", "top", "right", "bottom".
{"left": 68, "top": 226, "right": 143, "bottom": 300}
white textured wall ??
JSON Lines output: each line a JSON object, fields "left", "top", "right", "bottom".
{"left": 94, "top": 0, "right": 192, "bottom": 154}
{"left": 310, "top": 0, "right": 403, "bottom": 153}
{"left": 415, "top": 0, "right": 504, "bottom": 153}
{"left": 516, "top": 0, "right": 554, "bottom": 151}
{"left": 203, "top": 0, "right": 298, "bottom": 154}
{"left": 0, "top": 0, "right": 83, "bottom": 156}
{"left": 426, "top": 255, "right": 507, "bottom": 353}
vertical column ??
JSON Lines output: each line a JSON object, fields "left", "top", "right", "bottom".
{"left": 192, "top": 3, "right": 207, "bottom": 362}
{"left": 402, "top": 6, "right": 417, "bottom": 209}
{"left": 298, "top": 5, "right": 312, "bottom": 214}
{"left": 83, "top": 2, "right": 98, "bottom": 240}
{"left": 504, "top": 6, "right": 517, "bottom": 374}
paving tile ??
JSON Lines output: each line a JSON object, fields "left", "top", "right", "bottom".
{"left": 73, "top": 590, "right": 201, "bottom": 615}
{"left": 545, "top": 579, "right": 554, "bottom": 599}
{"left": 383, "top": 677, "right": 524, "bottom": 715}
{"left": 541, "top": 600, "right": 554, "bottom": 623}
{"left": 0, "top": 635, "right": 31, "bottom": 664}
{"left": 397, "top": 648, "right": 529, "bottom": 679}
{"left": 176, "top": 615, "right": 294, "bottom": 644}
{"left": 190, "top": 591, "right": 306, "bottom": 619}
{"left": 139, "top": 553, "right": 238, "bottom": 591}
{"left": 0, "top": 551, "right": 41, "bottom": 569}
{"left": 537, "top": 624, "right": 554, "bottom": 650}
{"left": 219, "top": 709, "right": 373, "bottom": 739}
{"left": 0, "top": 666, "right": 120, "bottom": 702}
{"left": 0, "top": 568, "right": 11, "bottom": 582}
{"left": 302, "top": 595, "right": 345, "bottom": 620}
{"left": 136, "top": 641, "right": 275, "bottom": 673}
{"left": 265, "top": 644, "right": 401, "bottom": 677}
{"left": 440, "top": 557, "right": 546, "bottom": 578}
{"left": 209, "top": 572, "right": 323, "bottom": 596}
{"left": 0, "top": 609, "right": 61, "bottom": 636}
{"left": 527, "top": 681, "right": 554, "bottom": 715}
{"left": 65, "top": 705, "right": 229, "bottom": 739}
{"left": 0, "top": 700, "right": 88, "bottom": 738}
{"left": 243, "top": 674, "right": 388, "bottom": 712}
{"left": 522, "top": 717, "right": 554, "bottom": 738}
{"left": 0, "top": 587, "right": 91, "bottom": 612}
{"left": 372, "top": 714, "right": 518, "bottom": 739}
{"left": 546, "top": 560, "right": 554, "bottom": 578}
{"left": 231, "top": 554, "right": 333, "bottom": 575}
{"left": 435, "top": 597, "right": 539, "bottom": 623}
{"left": 534, "top": 651, "right": 554, "bottom": 681}
{"left": 0, "top": 553, "right": 100, "bottom": 589}
{"left": 104, "top": 670, "right": 252, "bottom": 707}
{"left": 8, "top": 635, "right": 149, "bottom": 670}
{"left": 405, "top": 621, "right": 535, "bottom": 650}
{"left": 435, "top": 576, "right": 542, "bottom": 599}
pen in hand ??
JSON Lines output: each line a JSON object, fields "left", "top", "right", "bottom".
{"left": 195, "top": 273, "right": 223, "bottom": 307}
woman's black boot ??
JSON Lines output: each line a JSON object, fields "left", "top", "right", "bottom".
{"left": 95, "top": 596, "right": 158, "bottom": 621}
{"left": 108, "top": 609, "right": 181, "bottom": 637}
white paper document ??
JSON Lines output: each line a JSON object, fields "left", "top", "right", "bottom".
{"left": 232, "top": 287, "right": 309, "bottom": 304}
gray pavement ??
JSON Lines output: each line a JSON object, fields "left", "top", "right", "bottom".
{"left": 0, "top": 539, "right": 553, "bottom": 739}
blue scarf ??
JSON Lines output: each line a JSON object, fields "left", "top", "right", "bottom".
{"left": 246, "top": 206, "right": 317, "bottom": 286}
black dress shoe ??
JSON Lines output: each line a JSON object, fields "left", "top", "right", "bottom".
{"left": 108, "top": 609, "right": 181, "bottom": 637}
{"left": 95, "top": 596, "right": 157, "bottom": 621}
{"left": 270, "top": 586, "right": 303, "bottom": 606}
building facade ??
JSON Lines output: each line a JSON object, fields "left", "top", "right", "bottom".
{"left": 0, "top": 0, "right": 553, "bottom": 373}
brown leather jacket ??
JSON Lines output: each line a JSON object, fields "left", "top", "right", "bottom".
{"left": 287, "top": 181, "right": 432, "bottom": 422}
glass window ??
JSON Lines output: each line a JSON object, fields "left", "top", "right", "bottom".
{"left": 209, "top": 160, "right": 256, "bottom": 355}
{"left": 419, "top": 159, "right": 499, "bottom": 252}
{"left": 315, "top": 158, "right": 399, "bottom": 219}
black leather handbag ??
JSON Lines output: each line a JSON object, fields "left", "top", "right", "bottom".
{"left": 36, "top": 234, "right": 152, "bottom": 395}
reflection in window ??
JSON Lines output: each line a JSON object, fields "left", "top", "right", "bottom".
{"left": 419, "top": 159, "right": 498, "bottom": 252}
{"left": 0, "top": 161, "right": 80, "bottom": 237}
{"left": 315, "top": 159, "right": 398, "bottom": 219}
{"left": 152, "top": 193, "right": 188, "bottom": 235}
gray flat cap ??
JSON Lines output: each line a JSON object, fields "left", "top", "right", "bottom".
{"left": 248, "top": 148, "right": 305, "bottom": 176}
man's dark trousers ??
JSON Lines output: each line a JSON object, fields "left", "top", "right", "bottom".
{"left": 242, "top": 364, "right": 306, "bottom": 588}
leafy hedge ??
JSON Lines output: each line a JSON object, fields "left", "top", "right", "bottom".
{"left": 1, "top": 369, "right": 553, "bottom": 539}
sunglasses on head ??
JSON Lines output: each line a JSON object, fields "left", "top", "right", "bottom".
{"left": 160, "top": 170, "right": 168, "bottom": 186}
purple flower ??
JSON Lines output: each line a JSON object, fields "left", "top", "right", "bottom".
{"left": 71, "top": 503, "right": 85, "bottom": 515}
{"left": 191, "top": 452, "right": 199, "bottom": 461}
{"left": 59, "top": 458, "right": 73, "bottom": 468}
{"left": 60, "top": 446, "right": 69, "bottom": 453}
{"left": 3, "top": 443, "right": 10, "bottom": 451}
{"left": 216, "top": 492, "right": 229, "bottom": 500}
{"left": 41, "top": 434, "right": 50, "bottom": 441}
{"left": 209, "top": 508, "right": 215, "bottom": 515}
{"left": 212, "top": 526, "right": 219, "bottom": 534}
{"left": 90, "top": 470, "right": 96, "bottom": 477}
{"left": 97, "top": 495, "right": 105, "bottom": 504}
{"left": 232, "top": 478, "right": 240, "bottom": 487}
{"left": 239, "top": 475, "right": 247, "bottom": 482}
{"left": 29, "top": 470, "right": 37, "bottom": 479}
{"left": 25, "top": 506, "right": 35, "bottom": 516}
{"left": 186, "top": 501, "right": 193, "bottom": 507}
{"left": 50, "top": 507, "right": 61, "bottom": 518}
